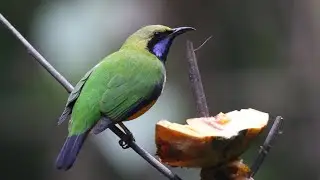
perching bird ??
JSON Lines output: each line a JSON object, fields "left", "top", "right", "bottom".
{"left": 55, "top": 25, "right": 195, "bottom": 170}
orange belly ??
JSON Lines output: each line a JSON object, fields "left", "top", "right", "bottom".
{"left": 127, "top": 100, "right": 157, "bottom": 120}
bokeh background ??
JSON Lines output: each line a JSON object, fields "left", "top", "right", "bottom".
{"left": 0, "top": 0, "right": 318, "bottom": 179}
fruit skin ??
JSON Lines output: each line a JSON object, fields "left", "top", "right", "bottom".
{"left": 200, "top": 158, "right": 252, "bottom": 180}
{"left": 155, "top": 119, "right": 265, "bottom": 168}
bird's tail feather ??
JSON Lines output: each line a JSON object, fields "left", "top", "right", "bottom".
{"left": 55, "top": 132, "right": 88, "bottom": 170}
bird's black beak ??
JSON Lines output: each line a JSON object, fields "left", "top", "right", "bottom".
{"left": 170, "top": 27, "right": 196, "bottom": 37}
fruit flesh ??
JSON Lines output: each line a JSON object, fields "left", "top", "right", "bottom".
{"left": 155, "top": 108, "right": 269, "bottom": 167}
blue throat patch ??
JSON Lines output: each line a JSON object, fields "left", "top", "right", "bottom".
{"left": 151, "top": 37, "right": 174, "bottom": 62}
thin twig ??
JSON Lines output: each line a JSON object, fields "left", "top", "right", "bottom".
{"left": 0, "top": 14, "right": 74, "bottom": 93}
{"left": 0, "top": 13, "right": 182, "bottom": 180}
{"left": 194, "top": 36, "right": 213, "bottom": 52}
{"left": 249, "top": 116, "right": 284, "bottom": 178}
{"left": 186, "top": 40, "right": 210, "bottom": 117}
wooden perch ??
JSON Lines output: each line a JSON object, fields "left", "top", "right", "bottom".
{"left": 186, "top": 40, "right": 210, "bottom": 118}
{"left": 184, "top": 40, "right": 283, "bottom": 180}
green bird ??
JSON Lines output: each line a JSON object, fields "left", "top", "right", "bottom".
{"left": 55, "top": 25, "right": 195, "bottom": 170}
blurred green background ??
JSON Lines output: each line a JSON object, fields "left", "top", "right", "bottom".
{"left": 0, "top": 0, "right": 317, "bottom": 179}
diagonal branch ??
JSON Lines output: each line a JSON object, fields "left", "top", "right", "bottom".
{"left": 0, "top": 13, "right": 182, "bottom": 180}
{"left": 249, "top": 116, "right": 284, "bottom": 178}
{"left": 0, "top": 14, "right": 74, "bottom": 93}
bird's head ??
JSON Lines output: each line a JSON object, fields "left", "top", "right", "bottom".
{"left": 121, "top": 25, "right": 195, "bottom": 62}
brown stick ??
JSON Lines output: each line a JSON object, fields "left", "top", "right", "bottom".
{"left": 186, "top": 41, "right": 253, "bottom": 180}
{"left": 186, "top": 40, "right": 210, "bottom": 118}
{"left": 249, "top": 116, "right": 284, "bottom": 177}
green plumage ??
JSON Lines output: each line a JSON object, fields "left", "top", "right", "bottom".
{"left": 55, "top": 25, "right": 195, "bottom": 170}
{"left": 70, "top": 49, "right": 165, "bottom": 135}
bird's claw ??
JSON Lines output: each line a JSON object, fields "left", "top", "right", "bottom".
{"left": 117, "top": 122, "right": 135, "bottom": 149}
{"left": 118, "top": 132, "right": 135, "bottom": 149}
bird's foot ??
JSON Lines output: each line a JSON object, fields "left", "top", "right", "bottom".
{"left": 119, "top": 132, "right": 135, "bottom": 149}
{"left": 118, "top": 122, "right": 135, "bottom": 149}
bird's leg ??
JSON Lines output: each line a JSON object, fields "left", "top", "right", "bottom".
{"left": 118, "top": 122, "right": 136, "bottom": 149}
{"left": 119, "top": 122, "right": 135, "bottom": 141}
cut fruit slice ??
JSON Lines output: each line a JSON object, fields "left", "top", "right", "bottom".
{"left": 155, "top": 108, "right": 269, "bottom": 168}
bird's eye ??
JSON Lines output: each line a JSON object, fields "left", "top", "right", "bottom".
{"left": 154, "top": 32, "right": 161, "bottom": 36}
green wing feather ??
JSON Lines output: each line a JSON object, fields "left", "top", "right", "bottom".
{"left": 68, "top": 49, "right": 165, "bottom": 135}
{"left": 92, "top": 73, "right": 164, "bottom": 135}
{"left": 99, "top": 74, "right": 163, "bottom": 120}
{"left": 58, "top": 67, "right": 96, "bottom": 125}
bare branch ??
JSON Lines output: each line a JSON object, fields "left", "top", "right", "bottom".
{"left": 249, "top": 116, "right": 284, "bottom": 178}
{"left": 0, "top": 14, "right": 74, "bottom": 93}
{"left": 186, "top": 40, "right": 210, "bottom": 117}
{"left": 0, "top": 13, "right": 182, "bottom": 180}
